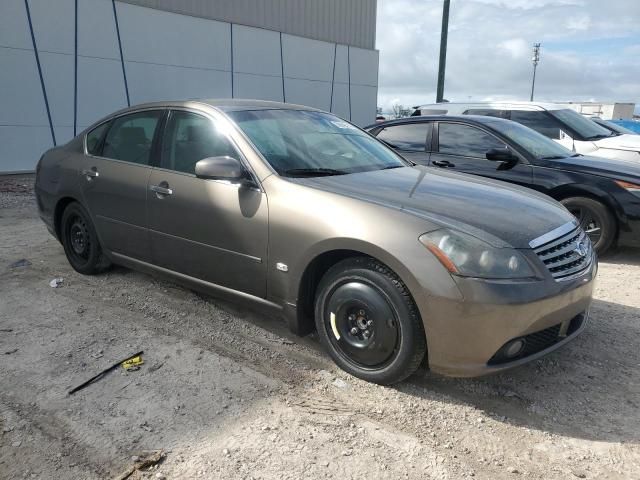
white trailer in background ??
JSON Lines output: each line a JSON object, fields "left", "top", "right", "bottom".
{"left": 556, "top": 102, "right": 636, "bottom": 120}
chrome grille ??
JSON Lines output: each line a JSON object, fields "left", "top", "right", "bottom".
{"left": 531, "top": 223, "right": 593, "bottom": 281}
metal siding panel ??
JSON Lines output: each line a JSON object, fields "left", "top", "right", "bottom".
{"left": 117, "top": 0, "right": 376, "bottom": 49}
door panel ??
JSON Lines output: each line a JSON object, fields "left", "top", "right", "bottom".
{"left": 147, "top": 109, "right": 268, "bottom": 297}
{"left": 147, "top": 171, "right": 268, "bottom": 297}
{"left": 81, "top": 158, "right": 152, "bottom": 260}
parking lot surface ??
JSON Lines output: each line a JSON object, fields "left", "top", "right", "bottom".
{"left": 1, "top": 175, "right": 639, "bottom": 479}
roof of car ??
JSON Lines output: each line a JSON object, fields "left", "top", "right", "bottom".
{"left": 414, "top": 101, "right": 565, "bottom": 112}
{"left": 364, "top": 114, "right": 510, "bottom": 130}
{"left": 121, "top": 98, "right": 322, "bottom": 113}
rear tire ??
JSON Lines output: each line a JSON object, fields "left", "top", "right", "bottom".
{"left": 314, "top": 257, "right": 426, "bottom": 385}
{"left": 560, "top": 196, "right": 615, "bottom": 255}
{"left": 60, "top": 202, "right": 111, "bottom": 275}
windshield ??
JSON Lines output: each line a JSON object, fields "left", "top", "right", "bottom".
{"left": 549, "top": 109, "right": 611, "bottom": 140}
{"left": 593, "top": 118, "right": 635, "bottom": 135}
{"left": 228, "top": 109, "right": 406, "bottom": 177}
{"left": 489, "top": 119, "right": 574, "bottom": 159}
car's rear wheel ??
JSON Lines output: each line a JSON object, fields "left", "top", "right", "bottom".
{"left": 60, "top": 202, "right": 110, "bottom": 274}
{"left": 314, "top": 257, "right": 426, "bottom": 385}
{"left": 561, "top": 196, "right": 615, "bottom": 255}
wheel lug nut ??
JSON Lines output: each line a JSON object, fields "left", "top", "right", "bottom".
{"left": 348, "top": 314, "right": 356, "bottom": 321}
{"left": 367, "top": 319, "right": 373, "bottom": 327}
{"left": 358, "top": 309, "right": 365, "bottom": 316}
{"left": 363, "top": 330, "right": 370, "bottom": 339}
{"left": 350, "top": 327, "right": 358, "bottom": 335}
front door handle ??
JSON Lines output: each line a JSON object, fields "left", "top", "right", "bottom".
{"left": 81, "top": 168, "right": 99, "bottom": 180}
{"left": 432, "top": 160, "right": 454, "bottom": 167}
{"left": 150, "top": 183, "right": 173, "bottom": 196}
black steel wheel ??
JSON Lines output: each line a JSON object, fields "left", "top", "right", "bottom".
{"left": 315, "top": 257, "right": 426, "bottom": 385}
{"left": 60, "top": 202, "right": 110, "bottom": 274}
{"left": 561, "top": 196, "right": 615, "bottom": 255}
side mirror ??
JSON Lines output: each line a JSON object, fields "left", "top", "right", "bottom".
{"left": 195, "top": 156, "right": 245, "bottom": 181}
{"left": 485, "top": 148, "right": 518, "bottom": 170}
{"left": 485, "top": 148, "right": 517, "bottom": 162}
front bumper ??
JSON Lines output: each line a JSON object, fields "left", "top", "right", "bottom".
{"left": 420, "top": 254, "right": 597, "bottom": 377}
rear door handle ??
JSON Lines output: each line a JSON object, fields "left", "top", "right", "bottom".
{"left": 432, "top": 160, "right": 454, "bottom": 167}
{"left": 150, "top": 184, "right": 173, "bottom": 196}
{"left": 81, "top": 168, "right": 99, "bottom": 179}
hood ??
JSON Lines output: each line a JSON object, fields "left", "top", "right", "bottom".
{"left": 596, "top": 133, "right": 640, "bottom": 152}
{"left": 293, "top": 166, "right": 574, "bottom": 249}
{"left": 544, "top": 154, "right": 640, "bottom": 181}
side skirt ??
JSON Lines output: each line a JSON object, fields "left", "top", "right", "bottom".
{"left": 110, "top": 251, "right": 284, "bottom": 315}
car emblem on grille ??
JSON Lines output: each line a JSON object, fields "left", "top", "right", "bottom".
{"left": 574, "top": 239, "right": 588, "bottom": 258}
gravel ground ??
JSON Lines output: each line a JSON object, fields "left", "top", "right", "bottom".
{"left": 1, "top": 175, "right": 639, "bottom": 479}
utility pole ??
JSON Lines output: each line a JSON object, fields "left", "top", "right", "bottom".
{"left": 436, "top": 0, "right": 450, "bottom": 103}
{"left": 530, "top": 42, "right": 541, "bottom": 101}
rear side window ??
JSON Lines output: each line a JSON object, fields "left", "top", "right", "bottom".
{"left": 86, "top": 122, "right": 110, "bottom": 155}
{"left": 464, "top": 109, "right": 509, "bottom": 119}
{"left": 509, "top": 111, "right": 562, "bottom": 139}
{"left": 377, "top": 123, "right": 429, "bottom": 151}
{"left": 438, "top": 123, "right": 507, "bottom": 158}
{"left": 160, "top": 110, "right": 238, "bottom": 174}
{"left": 102, "top": 111, "right": 162, "bottom": 165}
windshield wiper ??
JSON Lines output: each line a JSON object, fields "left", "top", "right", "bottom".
{"left": 381, "top": 165, "right": 405, "bottom": 170}
{"left": 284, "top": 168, "right": 347, "bottom": 177}
{"left": 539, "top": 155, "right": 567, "bottom": 160}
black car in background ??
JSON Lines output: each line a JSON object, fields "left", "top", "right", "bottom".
{"left": 366, "top": 115, "right": 640, "bottom": 254}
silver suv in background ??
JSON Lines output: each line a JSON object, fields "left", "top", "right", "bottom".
{"left": 412, "top": 102, "right": 640, "bottom": 163}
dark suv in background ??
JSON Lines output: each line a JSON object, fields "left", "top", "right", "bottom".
{"left": 367, "top": 115, "right": 640, "bottom": 254}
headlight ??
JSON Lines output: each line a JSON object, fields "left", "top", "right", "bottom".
{"left": 419, "top": 229, "right": 535, "bottom": 279}
{"left": 614, "top": 180, "right": 640, "bottom": 197}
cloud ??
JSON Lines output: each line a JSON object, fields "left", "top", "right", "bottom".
{"left": 376, "top": 0, "right": 640, "bottom": 112}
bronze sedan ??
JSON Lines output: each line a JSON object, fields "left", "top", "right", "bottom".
{"left": 35, "top": 100, "right": 596, "bottom": 384}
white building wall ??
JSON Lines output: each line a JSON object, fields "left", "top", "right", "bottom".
{"left": 0, "top": 0, "right": 53, "bottom": 172}
{"left": 0, "top": 0, "right": 379, "bottom": 173}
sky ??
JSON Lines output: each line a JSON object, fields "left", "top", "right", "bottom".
{"left": 375, "top": 0, "right": 640, "bottom": 113}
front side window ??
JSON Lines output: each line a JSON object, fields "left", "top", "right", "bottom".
{"left": 161, "top": 111, "right": 238, "bottom": 174}
{"left": 377, "top": 123, "right": 429, "bottom": 151}
{"left": 509, "top": 110, "right": 563, "bottom": 139}
{"left": 438, "top": 123, "right": 507, "bottom": 158}
{"left": 488, "top": 119, "right": 573, "bottom": 159}
{"left": 102, "top": 111, "right": 162, "bottom": 165}
{"left": 86, "top": 122, "right": 110, "bottom": 155}
{"left": 229, "top": 110, "right": 406, "bottom": 177}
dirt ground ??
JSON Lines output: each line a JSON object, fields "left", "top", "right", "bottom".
{"left": 1, "top": 174, "right": 639, "bottom": 480}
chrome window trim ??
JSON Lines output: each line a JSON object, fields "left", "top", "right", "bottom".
{"left": 528, "top": 220, "right": 579, "bottom": 249}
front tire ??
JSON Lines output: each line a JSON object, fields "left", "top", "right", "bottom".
{"left": 60, "top": 202, "right": 110, "bottom": 275}
{"left": 314, "top": 257, "right": 426, "bottom": 385}
{"left": 560, "top": 196, "right": 616, "bottom": 255}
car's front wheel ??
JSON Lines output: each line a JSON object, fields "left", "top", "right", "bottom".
{"left": 561, "top": 196, "right": 616, "bottom": 255}
{"left": 60, "top": 202, "right": 111, "bottom": 274}
{"left": 314, "top": 257, "right": 427, "bottom": 385}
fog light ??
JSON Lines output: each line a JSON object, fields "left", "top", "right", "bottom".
{"left": 504, "top": 339, "right": 525, "bottom": 358}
